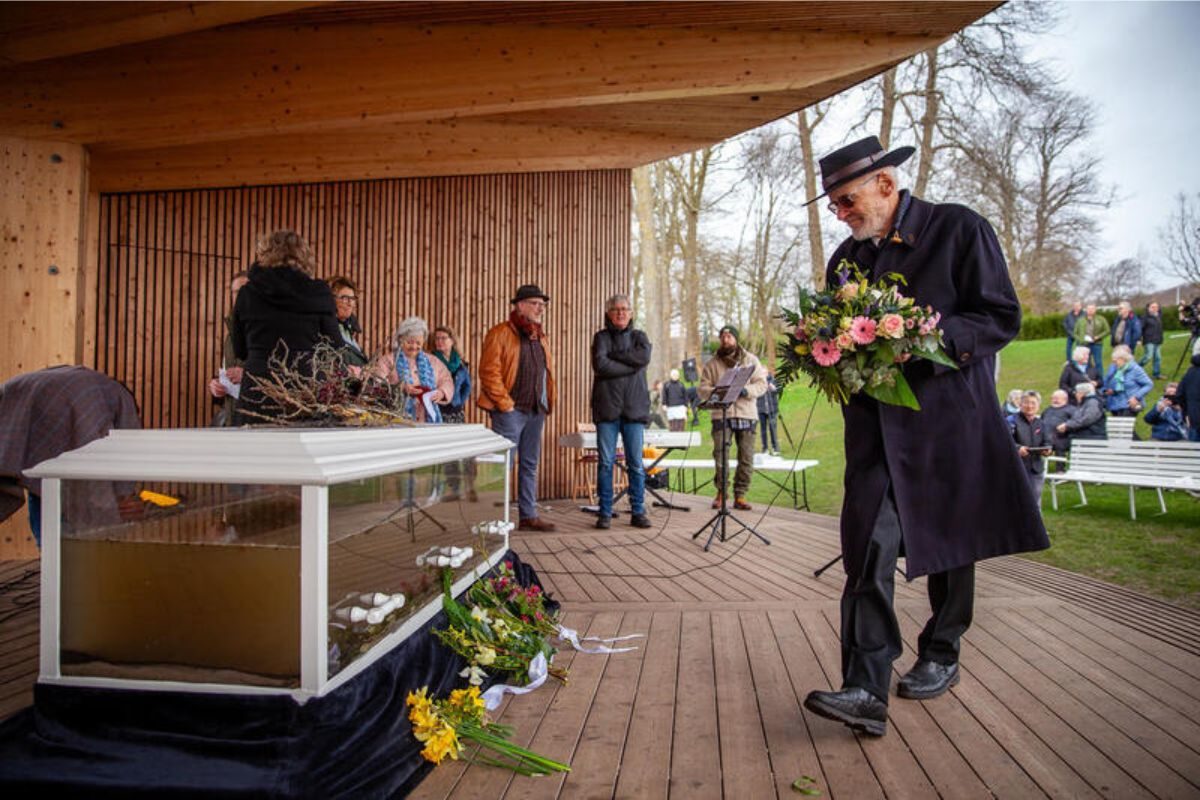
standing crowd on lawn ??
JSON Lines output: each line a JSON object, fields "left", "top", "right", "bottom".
{"left": 1003, "top": 298, "right": 1200, "bottom": 505}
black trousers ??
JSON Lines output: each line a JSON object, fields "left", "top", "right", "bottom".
{"left": 840, "top": 487, "right": 975, "bottom": 702}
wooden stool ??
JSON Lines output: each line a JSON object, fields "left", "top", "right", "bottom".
{"left": 572, "top": 452, "right": 599, "bottom": 504}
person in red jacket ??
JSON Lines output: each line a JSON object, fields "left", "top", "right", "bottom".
{"left": 477, "top": 284, "right": 558, "bottom": 532}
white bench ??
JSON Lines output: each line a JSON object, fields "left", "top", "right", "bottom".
{"left": 1106, "top": 415, "right": 1136, "bottom": 441}
{"left": 663, "top": 455, "right": 820, "bottom": 510}
{"left": 1048, "top": 440, "right": 1200, "bottom": 519}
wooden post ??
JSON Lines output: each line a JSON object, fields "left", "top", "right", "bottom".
{"left": 0, "top": 135, "right": 91, "bottom": 559}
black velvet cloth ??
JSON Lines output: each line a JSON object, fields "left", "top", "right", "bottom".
{"left": 0, "top": 550, "right": 552, "bottom": 799}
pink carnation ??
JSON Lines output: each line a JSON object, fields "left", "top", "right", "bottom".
{"left": 811, "top": 340, "right": 842, "bottom": 367}
{"left": 919, "top": 311, "right": 942, "bottom": 336}
{"left": 905, "top": 318, "right": 916, "bottom": 330}
{"left": 879, "top": 313, "right": 905, "bottom": 339}
{"left": 849, "top": 316, "right": 877, "bottom": 345}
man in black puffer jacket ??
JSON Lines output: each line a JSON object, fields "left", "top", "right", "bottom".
{"left": 590, "top": 293, "right": 653, "bottom": 530}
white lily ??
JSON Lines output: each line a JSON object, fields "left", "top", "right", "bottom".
{"left": 459, "top": 664, "right": 487, "bottom": 686}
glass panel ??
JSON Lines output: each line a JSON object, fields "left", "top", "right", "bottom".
{"left": 326, "top": 454, "right": 509, "bottom": 677}
{"left": 59, "top": 481, "right": 303, "bottom": 687}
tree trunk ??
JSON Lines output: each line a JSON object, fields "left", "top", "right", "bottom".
{"left": 879, "top": 66, "right": 898, "bottom": 149}
{"left": 632, "top": 165, "right": 668, "bottom": 381}
{"left": 797, "top": 109, "right": 826, "bottom": 290}
{"left": 915, "top": 47, "right": 940, "bottom": 198}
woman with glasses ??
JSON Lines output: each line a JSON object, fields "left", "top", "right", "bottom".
{"left": 372, "top": 316, "right": 453, "bottom": 423}
{"left": 326, "top": 276, "right": 368, "bottom": 368}
{"left": 431, "top": 324, "right": 477, "bottom": 500}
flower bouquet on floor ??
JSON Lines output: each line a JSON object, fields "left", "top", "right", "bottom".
{"left": 406, "top": 685, "right": 570, "bottom": 775}
{"left": 433, "top": 563, "right": 568, "bottom": 688}
{"left": 777, "top": 260, "right": 956, "bottom": 410}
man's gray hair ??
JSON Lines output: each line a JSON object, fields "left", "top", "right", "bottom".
{"left": 605, "top": 293, "right": 631, "bottom": 312}
{"left": 1075, "top": 382, "right": 1096, "bottom": 397}
{"left": 1022, "top": 390, "right": 1041, "bottom": 403}
{"left": 391, "top": 316, "right": 429, "bottom": 350}
{"left": 1118, "top": 301, "right": 1131, "bottom": 313}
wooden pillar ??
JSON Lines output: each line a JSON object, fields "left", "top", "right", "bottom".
{"left": 0, "top": 135, "right": 91, "bottom": 559}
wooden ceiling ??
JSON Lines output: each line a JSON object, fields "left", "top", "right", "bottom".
{"left": 0, "top": 1, "right": 998, "bottom": 192}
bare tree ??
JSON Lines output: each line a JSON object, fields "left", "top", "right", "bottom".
{"left": 795, "top": 105, "right": 828, "bottom": 289}
{"left": 632, "top": 165, "right": 670, "bottom": 381}
{"left": 1160, "top": 192, "right": 1200, "bottom": 286}
{"left": 1086, "top": 258, "right": 1148, "bottom": 305}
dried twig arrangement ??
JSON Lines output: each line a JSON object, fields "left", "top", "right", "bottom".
{"left": 240, "top": 341, "right": 414, "bottom": 427}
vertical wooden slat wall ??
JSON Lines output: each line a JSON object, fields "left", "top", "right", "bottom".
{"left": 91, "top": 170, "right": 631, "bottom": 500}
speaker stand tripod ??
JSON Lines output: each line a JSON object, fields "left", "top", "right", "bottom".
{"left": 691, "top": 400, "right": 770, "bottom": 552}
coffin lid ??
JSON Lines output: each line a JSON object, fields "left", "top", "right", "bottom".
{"left": 25, "top": 425, "right": 512, "bottom": 485}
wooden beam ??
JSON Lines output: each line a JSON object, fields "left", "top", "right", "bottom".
{"left": 2, "top": 22, "right": 945, "bottom": 151}
{"left": 0, "top": 2, "right": 324, "bottom": 66}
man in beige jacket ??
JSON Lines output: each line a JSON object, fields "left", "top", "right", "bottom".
{"left": 698, "top": 325, "right": 767, "bottom": 510}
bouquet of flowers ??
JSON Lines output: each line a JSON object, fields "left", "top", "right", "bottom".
{"left": 434, "top": 563, "right": 568, "bottom": 688}
{"left": 777, "top": 260, "right": 956, "bottom": 410}
{"left": 406, "top": 684, "right": 570, "bottom": 775}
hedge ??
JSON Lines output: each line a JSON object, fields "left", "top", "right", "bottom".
{"left": 1017, "top": 306, "right": 1185, "bottom": 341}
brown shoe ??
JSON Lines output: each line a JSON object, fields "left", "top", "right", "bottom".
{"left": 712, "top": 494, "right": 723, "bottom": 509}
{"left": 518, "top": 517, "right": 557, "bottom": 532}
{"left": 734, "top": 497, "right": 752, "bottom": 510}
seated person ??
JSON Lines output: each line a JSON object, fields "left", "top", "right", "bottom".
{"left": 1039, "top": 389, "right": 1074, "bottom": 463}
{"left": 1144, "top": 383, "right": 1188, "bottom": 442}
{"left": 1002, "top": 388, "right": 1022, "bottom": 423}
{"left": 1058, "top": 346, "right": 1101, "bottom": 405}
{"left": 1056, "top": 382, "right": 1106, "bottom": 442}
{"left": 1101, "top": 344, "right": 1152, "bottom": 417}
{"left": 1011, "top": 390, "right": 1052, "bottom": 506}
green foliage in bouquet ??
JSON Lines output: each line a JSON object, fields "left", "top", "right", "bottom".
{"left": 777, "top": 260, "right": 956, "bottom": 410}
{"left": 434, "top": 563, "right": 568, "bottom": 687}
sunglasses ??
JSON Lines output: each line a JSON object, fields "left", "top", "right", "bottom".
{"left": 826, "top": 173, "right": 882, "bottom": 214}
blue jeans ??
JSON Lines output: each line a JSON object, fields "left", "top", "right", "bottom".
{"left": 28, "top": 491, "right": 41, "bottom": 548}
{"left": 1065, "top": 336, "right": 1075, "bottom": 363}
{"left": 489, "top": 408, "right": 546, "bottom": 521}
{"left": 595, "top": 419, "right": 646, "bottom": 517}
{"left": 1088, "top": 342, "right": 1104, "bottom": 370}
{"left": 1140, "top": 343, "right": 1162, "bottom": 378}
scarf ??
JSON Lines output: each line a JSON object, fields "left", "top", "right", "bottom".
{"left": 395, "top": 350, "right": 441, "bottom": 423}
{"left": 716, "top": 344, "right": 743, "bottom": 369}
{"left": 1072, "top": 361, "right": 1089, "bottom": 374}
{"left": 509, "top": 308, "right": 543, "bottom": 340}
{"left": 1111, "top": 362, "right": 1129, "bottom": 393}
{"left": 433, "top": 348, "right": 462, "bottom": 375}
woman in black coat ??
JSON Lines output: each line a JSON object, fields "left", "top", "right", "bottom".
{"left": 231, "top": 230, "right": 341, "bottom": 423}
{"left": 1058, "top": 345, "right": 1101, "bottom": 405}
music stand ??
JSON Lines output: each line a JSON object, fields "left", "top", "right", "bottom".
{"left": 690, "top": 365, "right": 771, "bottom": 552}
{"left": 396, "top": 468, "right": 446, "bottom": 541}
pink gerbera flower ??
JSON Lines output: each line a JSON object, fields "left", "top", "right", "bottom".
{"left": 811, "top": 339, "right": 842, "bottom": 367}
{"left": 849, "top": 316, "right": 877, "bottom": 345}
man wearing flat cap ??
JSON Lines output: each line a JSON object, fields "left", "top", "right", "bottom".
{"left": 478, "top": 284, "right": 558, "bottom": 532}
{"left": 802, "top": 136, "right": 1049, "bottom": 736}
{"left": 697, "top": 325, "right": 767, "bottom": 510}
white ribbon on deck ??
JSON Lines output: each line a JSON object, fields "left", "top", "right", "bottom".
{"left": 480, "top": 651, "right": 549, "bottom": 711}
{"left": 554, "top": 625, "right": 642, "bottom": 654}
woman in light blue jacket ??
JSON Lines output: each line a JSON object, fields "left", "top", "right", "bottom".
{"left": 1102, "top": 344, "right": 1153, "bottom": 417}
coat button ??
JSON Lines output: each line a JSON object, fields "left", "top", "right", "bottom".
{"left": 959, "top": 352, "right": 971, "bottom": 362}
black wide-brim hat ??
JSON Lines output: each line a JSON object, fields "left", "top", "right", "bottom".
{"left": 511, "top": 283, "right": 550, "bottom": 304}
{"left": 804, "top": 135, "right": 914, "bottom": 206}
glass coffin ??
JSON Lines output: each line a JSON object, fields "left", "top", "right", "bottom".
{"left": 27, "top": 426, "right": 513, "bottom": 699}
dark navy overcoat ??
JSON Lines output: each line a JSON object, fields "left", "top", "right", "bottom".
{"left": 825, "top": 192, "right": 1049, "bottom": 579}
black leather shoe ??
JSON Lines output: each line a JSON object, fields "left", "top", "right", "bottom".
{"left": 803, "top": 688, "right": 887, "bottom": 736}
{"left": 897, "top": 659, "right": 960, "bottom": 700}
{"left": 629, "top": 513, "right": 652, "bottom": 528}
{"left": 594, "top": 515, "right": 611, "bottom": 530}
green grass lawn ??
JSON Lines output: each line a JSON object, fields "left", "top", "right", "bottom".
{"left": 664, "top": 333, "right": 1200, "bottom": 608}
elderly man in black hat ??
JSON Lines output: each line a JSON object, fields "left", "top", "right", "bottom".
{"left": 801, "top": 136, "right": 1049, "bottom": 736}
{"left": 478, "top": 284, "right": 558, "bottom": 532}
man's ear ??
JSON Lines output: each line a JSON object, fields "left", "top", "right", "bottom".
{"left": 877, "top": 170, "right": 897, "bottom": 196}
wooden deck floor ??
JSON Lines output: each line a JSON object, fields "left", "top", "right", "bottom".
{"left": 3, "top": 494, "right": 1200, "bottom": 799}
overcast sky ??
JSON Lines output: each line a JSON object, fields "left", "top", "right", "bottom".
{"left": 1034, "top": 1, "right": 1200, "bottom": 288}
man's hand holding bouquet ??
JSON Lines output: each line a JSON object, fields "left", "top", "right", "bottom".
{"left": 778, "top": 260, "right": 956, "bottom": 410}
